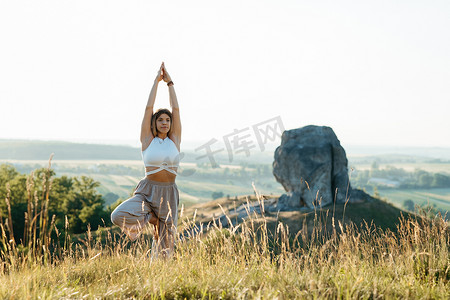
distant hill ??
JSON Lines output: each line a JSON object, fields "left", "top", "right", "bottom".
{"left": 0, "top": 139, "right": 275, "bottom": 164}
{"left": 2, "top": 139, "right": 450, "bottom": 164}
{"left": 182, "top": 194, "right": 415, "bottom": 234}
{"left": 345, "top": 145, "right": 450, "bottom": 160}
{"left": 0, "top": 139, "right": 141, "bottom": 160}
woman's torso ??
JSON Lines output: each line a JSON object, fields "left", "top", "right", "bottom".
{"left": 145, "top": 168, "right": 177, "bottom": 182}
{"left": 142, "top": 136, "right": 180, "bottom": 183}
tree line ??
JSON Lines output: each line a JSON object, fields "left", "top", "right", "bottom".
{"left": 0, "top": 164, "right": 117, "bottom": 243}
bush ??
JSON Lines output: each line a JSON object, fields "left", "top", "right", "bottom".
{"left": 211, "top": 191, "right": 224, "bottom": 200}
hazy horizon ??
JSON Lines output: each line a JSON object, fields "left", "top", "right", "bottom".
{"left": 4, "top": 136, "right": 450, "bottom": 150}
{"left": 2, "top": 136, "right": 450, "bottom": 160}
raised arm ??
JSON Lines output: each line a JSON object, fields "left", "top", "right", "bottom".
{"left": 162, "top": 63, "right": 182, "bottom": 149}
{"left": 141, "top": 66, "right": 163, "bottom": 150}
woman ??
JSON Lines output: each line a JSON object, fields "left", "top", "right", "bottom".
{"left": 111, "top": 62, "right": 181, "bottom": 258}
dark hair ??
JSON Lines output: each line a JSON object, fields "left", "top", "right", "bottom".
{"left": 151, "top": 108, "right": 173, "bottom": 137}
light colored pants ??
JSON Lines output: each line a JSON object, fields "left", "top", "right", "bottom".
{"left": 111, "top": 178, "right": 179, "bottom": 258}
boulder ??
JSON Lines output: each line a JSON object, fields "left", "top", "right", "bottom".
{"left": 273, "top": 125, "right": 353, "bottom": 209}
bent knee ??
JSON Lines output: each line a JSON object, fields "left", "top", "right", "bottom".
{"left": 111, "top": 209, "right": 124, "bottom": 226}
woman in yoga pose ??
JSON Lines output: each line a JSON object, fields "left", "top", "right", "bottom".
{"left": 111, "top": 62, "right": 181, "bottom": 258}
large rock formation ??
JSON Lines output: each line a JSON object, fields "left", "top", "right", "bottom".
{"left": 273, "top": 125, "right": 355, "bottom": 209}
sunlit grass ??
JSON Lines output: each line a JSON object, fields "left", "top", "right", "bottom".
{"left": 1, "top": 208, "right": 449, "bottom": 298}
{"left": 0, "top": 159, "right": 448, "bottom": 298}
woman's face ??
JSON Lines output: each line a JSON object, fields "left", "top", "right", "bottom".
{"left": 156, "top": 113, "right": 171, "bottom": 134}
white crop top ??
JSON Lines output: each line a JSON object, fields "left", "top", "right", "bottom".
{"left": 142, "top": 137, "right": 180, "bottom": 176}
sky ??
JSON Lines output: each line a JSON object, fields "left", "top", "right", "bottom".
{"left": 1, "top": 0, "right": 449, "bottom": 150}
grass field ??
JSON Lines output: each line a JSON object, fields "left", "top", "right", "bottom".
{"left": 0, "top": 199, "right": 448, "bottom": 298}
{"left": 0, "top": 157, "right": 449, "bottom": 298}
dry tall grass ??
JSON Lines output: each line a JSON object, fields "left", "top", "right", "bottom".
{"left": 0, "top": 160, "right": 448, "bottom": 299}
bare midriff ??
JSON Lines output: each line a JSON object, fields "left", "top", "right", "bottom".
{"left": 145, "top": 166, "right": 178, "bottom": 182}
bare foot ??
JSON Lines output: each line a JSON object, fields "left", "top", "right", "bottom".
{"left": 149, "top": 212, "right": 159, "bottom": 226}
{"left": 126, "top": 228, "right": 140, "bottom": 241}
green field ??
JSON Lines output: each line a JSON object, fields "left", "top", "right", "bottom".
{"left": 3, "top": 159, "right": 285, "bottom": 206}
{"left": 56, "top": 170, "right": 285, "bottom": 207}
{"left": 348, "top": 161, "right": 450, "bottom": 174}
{"left": 4, "top": 158, "right": 450, "bottom": 213}
{"left": 52, "top": 160, "right": 450, "bottom": 212}
{"left": 378, "top": 188, "right": 450, "bottom": 213}
{"left": 60, "top": 172, "right": 139, "bottom": 200}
